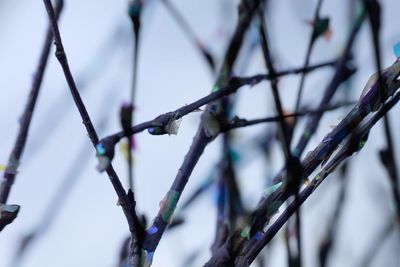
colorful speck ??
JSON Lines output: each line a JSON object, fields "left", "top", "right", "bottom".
{"left": 393, "top": 42, "right": 400, "bottom": 58}
{"left": 147, "top": 226, "right": 158, "bottom": 235}
{"left": 96, "top": 143, "right": 106, "bottom": 155}
{"left": 240, "top": 225, "right": 251, "bottom": 240}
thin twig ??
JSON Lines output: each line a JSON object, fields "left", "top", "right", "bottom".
{"left": 364, "top": 0, "right": 400, "bottom": 219}
{"left": 138, "top": 1, "right": 264, "bottom": 263}
{"left": 254, "top": 21, "right": 332, "bottom": 254}
{"left": 0, "top": 0, "right": 64, "bottom": 230}
{"left": 258, "top": 6, "right": 303, "bottom": 266}
{"left": 10, "top": 89, "right": 115, "bottom": 267}
{"left": 318, "top": 163, "right": 349, "bottom": 267}
{"left": 319, "top": 1, "right": 358, "bottom": 266}
{"left": 212, "top": 160, "right": 230, "bottom": 254}
{"left": 205, "top": 57, "right": 400, "bottom": 266}
{"left": 126, "top": 0, "right": 142, "bottom": 191}
{"left": 293, "top": 0, "right": 324, "bottom": 115}
{"left": 161, "top": 0, "right": 215, "bottom": 72}
{"left": 203, "top": 7, "right": 365, "bottom": 264}
{"left": 238, "top": 87, "right": 400, "bottom": 265}
{"left": 41, "top": 1, "right": 144, "bottom": 265}
{"left": 24, "top": 21, "right": 126, "bottom": 161}
{"left": 291, "top": 6, "right": 366, "bottom": 160}
{"left": 212, "top": 96, "right": 246, "bottom": 254}
{"left": 223, "top": 101, "right": 355, "bottom": 131}
{"left": 97, "top": 59, "right": 337, "bottom": 160}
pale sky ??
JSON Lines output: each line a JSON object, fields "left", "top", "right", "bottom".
{"left": 1, "top": 1, "right": 400, "bottom": 267}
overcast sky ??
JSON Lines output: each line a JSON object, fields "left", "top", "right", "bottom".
{"left": 1, "top": 1, "right": 400, "bottom": 267}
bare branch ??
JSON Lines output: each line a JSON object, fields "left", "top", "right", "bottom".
{"left": 237, "top": 87, "right": 400, "bottom": 265}
{"left": 41, "top": 0, "right": 144, "bottom": 264}
{"left": 223, "top": 101, "right": 355, "bottom": 131}
{"left": 0, "top": 0, "right": 64, "bottom": 231}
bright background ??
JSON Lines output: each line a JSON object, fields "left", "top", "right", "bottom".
{"left": 1, "top": 0, "right": 400, "bottom": 266}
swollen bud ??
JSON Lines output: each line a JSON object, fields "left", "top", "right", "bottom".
{"left": 0, "top": 204, "right": 20, "bottom": 231}
{"left": 95, "top": 138, "right": 116, "bottom": 172}
{"left": 147, "top": 113, "right": 182, "bottom": 136}
{"left": 128, "top": 0, "right": 142, "bottom": 33}
{"left": 309, "top": 17, "right": 331, "bottom": 42}
{"left": 128, "top": 0, "right": 142, "bottom": 18}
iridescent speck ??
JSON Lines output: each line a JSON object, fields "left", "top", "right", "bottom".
{"left": 96, "top": 143, "right": 106, "bottom": 155}
{"left": 147, "top": 226, "right": 158, "bottom": 235}
{"left": 393, "top": 42, "right": 400, "bottom": 58}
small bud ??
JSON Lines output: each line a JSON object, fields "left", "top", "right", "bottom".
{"left": 148, "top": 126, "right": 166, "bottom": 135}
{"left": 308, "top": 17, "right": 331, "bottom": 42}
{"left": 148, "top": 116, "right": 182, "bottom": 136}
{"left": 128, "top": 0, "right": 142, "bottom": 18}
{"left": 0, "top": 204, "right": 20, "bottom": 231}
{"left": 95, "top": 139, "right": 116, "bottom": 172}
